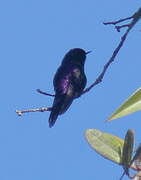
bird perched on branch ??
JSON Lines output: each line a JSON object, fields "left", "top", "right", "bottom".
{"left": 49, "top": 48, "right": 91, "bottom": 127}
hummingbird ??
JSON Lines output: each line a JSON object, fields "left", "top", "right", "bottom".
{"left": 48, "top": 48, "right": 91, "bottom": 127}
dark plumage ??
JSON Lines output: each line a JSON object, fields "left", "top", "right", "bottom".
{"left": 49, "top": 48, "right": 90, "bottom": 127}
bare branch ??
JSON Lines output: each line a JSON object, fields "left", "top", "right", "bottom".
{"left": 103, "top": 16, "right": 133, "bottom": 25}
{"left": 36, "top": 89, "right": 55, "bottom": 97}
{"left": 16, "top": 107, "right": 52, "bottom": 116}
{"left": 82, "top": 8, "right": 141, "bottom": 96}
{"left": 115, "top": 24, "right": 131, "bottom": 32}
{"left": 82, "top": 30, "right": 128, "bottom": 95}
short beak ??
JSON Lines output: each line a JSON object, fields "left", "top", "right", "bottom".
{"left": 86, "top": 51, "right": 92, "bottom": 54}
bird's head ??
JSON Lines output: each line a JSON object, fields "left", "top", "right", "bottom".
{"left": 62, "top": 48, "right": 91, "bottom": 66}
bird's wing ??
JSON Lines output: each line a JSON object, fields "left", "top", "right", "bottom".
{"left": 49, "top": 67, "right": 75, "bottom": 127}
{"left": 53, "top": 65, "right": 73, "bottom": 94}
{"left": 71, "top": 67, "right": 87, "bottom": 97}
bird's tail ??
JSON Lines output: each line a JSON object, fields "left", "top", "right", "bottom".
{"left": 48, "top": 94, "right": 74, "bottom": 128}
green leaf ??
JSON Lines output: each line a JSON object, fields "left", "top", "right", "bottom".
{"left": 121, "top": 129, "right": 134, "bottom": 177}
{"left": 131, "top": 144, "right": 141, "bottom": 170}
{"left": 85, "top": 129, "right": 124, "bottom": 164}
{"left": 108, "top": 87, "right": 141, "bottom": 121}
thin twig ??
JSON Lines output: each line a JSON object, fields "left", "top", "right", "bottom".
{"left": 119, "top": 171, "right": 126, "bottom": 180}
{"left": 82, "top": 30, "right": 129, "bottom": 95}
{"left": 82, "top": 7, "right": 141, "bottom": 95}
{"left": 103, "top": 16, "right": 133, "bottom": 25}
{"left": 115, "top": 24, "right": 131, "bottom": 32}
{"left": 36, "top": 89, "right": 55, "bottom": 97}
{"left": 16, "top": 107, "right": 52, "bottom": 116}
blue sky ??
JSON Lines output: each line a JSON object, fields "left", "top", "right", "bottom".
{"left": 1, "top": 0, "right": 141, "bottom": 180}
